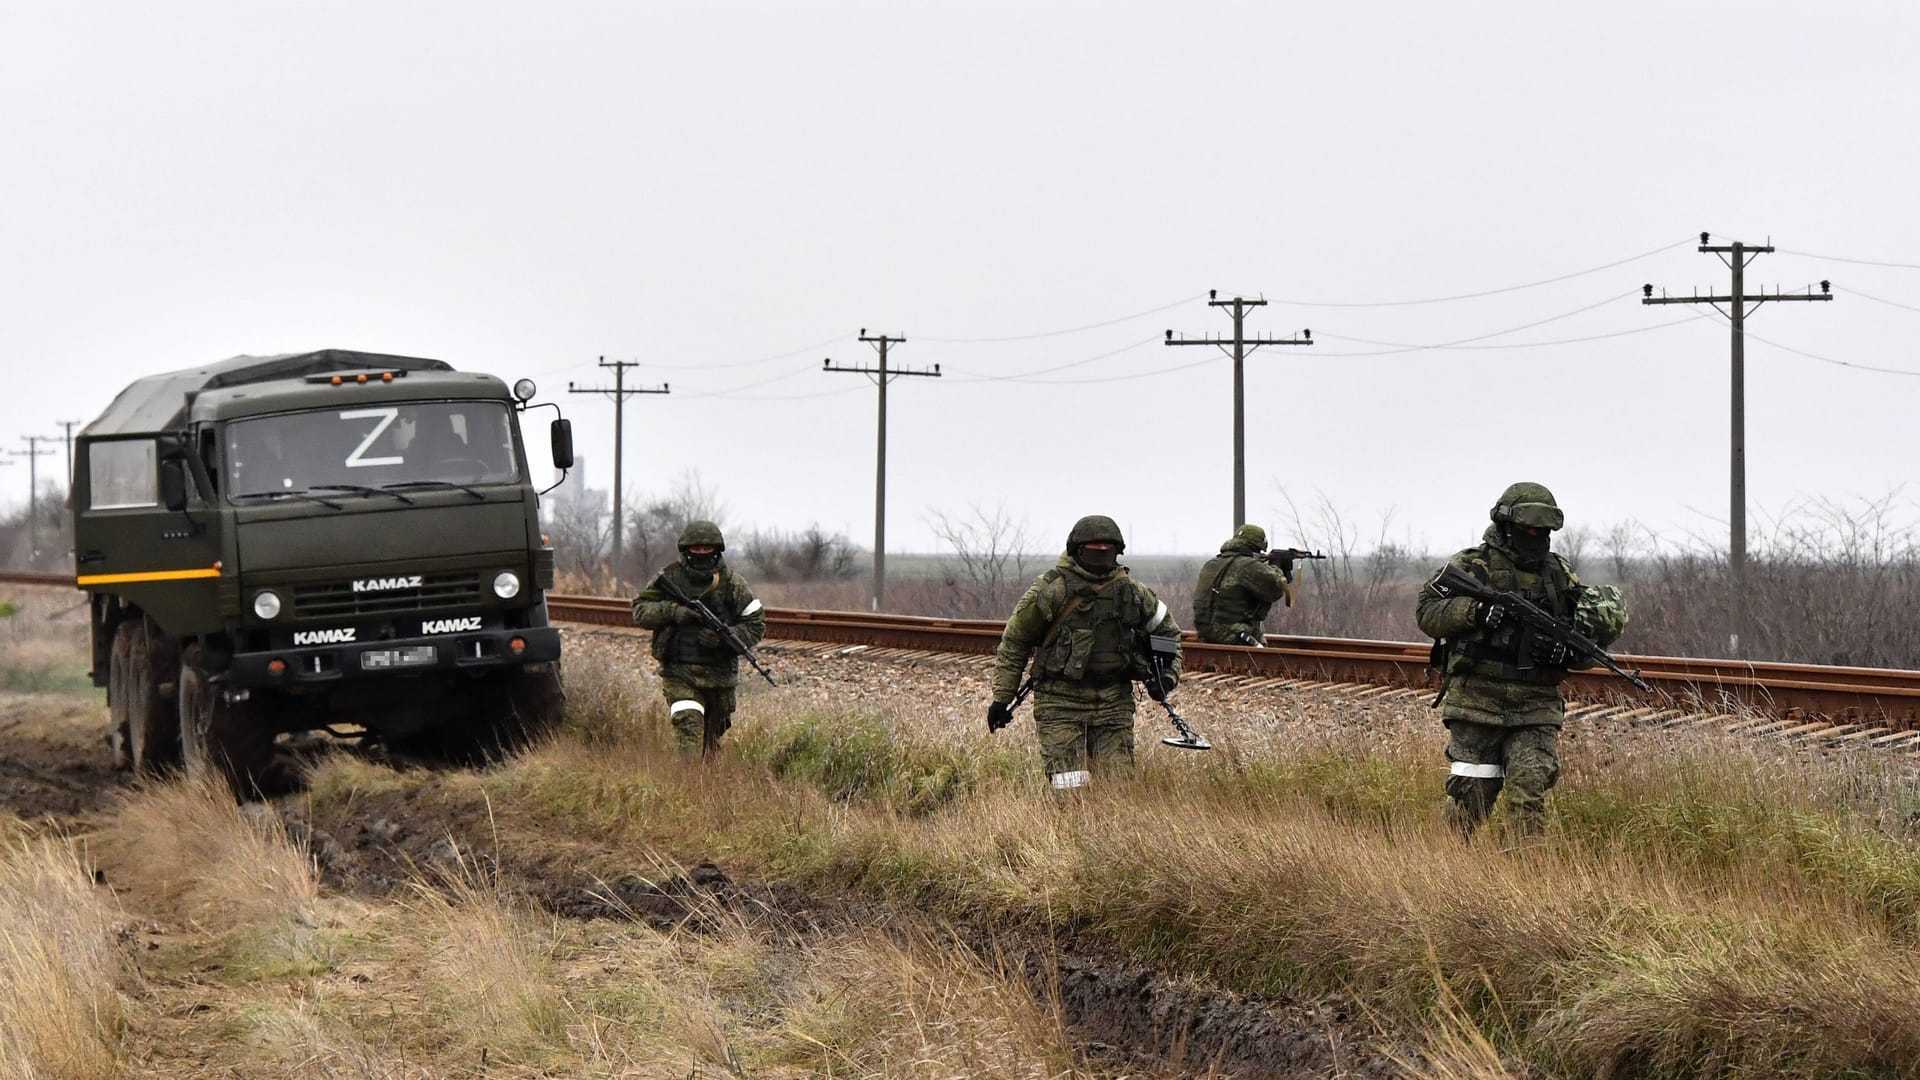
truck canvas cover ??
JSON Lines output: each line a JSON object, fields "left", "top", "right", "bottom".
{"left": 82, "top": 349, "right": 455, "bottom": 437}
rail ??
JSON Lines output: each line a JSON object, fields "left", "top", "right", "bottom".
{"left": 9, "top": 570, "right": 1916, "bottom": 727}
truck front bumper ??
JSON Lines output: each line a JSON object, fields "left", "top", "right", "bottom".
{"left": 228, "top": 626, "right": 562, "bottom": 688}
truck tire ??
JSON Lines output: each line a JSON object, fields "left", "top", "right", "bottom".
{"left": 125, "top": 619, "right": 182, "bottom": 776}
{"left": 497, "top": 664, "right": 564, "bottom": 751}
{"left": 178, "top": 645, "right": 277, "bottom": 799}
{"left": 108, "top": 620, "right": 135, "bottom": 770}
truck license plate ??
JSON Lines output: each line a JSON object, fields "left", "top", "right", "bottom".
{"left": 360, "top": 645, "right": 439, "bottom": 670}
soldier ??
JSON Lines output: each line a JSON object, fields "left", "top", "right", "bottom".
{"left": 987, "top": 515, "right": 1183, "bottom": 791}
{"left": 1193, "top": 523, "right": 1294, "bottom": 646}
{"left": 630, "top": 520, "right": 767, "bottom": 755}
{"left": 1415, "top": 483, "right": 1629, "bottom": 838}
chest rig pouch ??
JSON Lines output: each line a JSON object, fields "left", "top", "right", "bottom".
{"left": 1454, "top": 555, "right": 1574, "bottom": 685}
{"left": 1037, "top": 572, "right": 1139, "bottom": 686}
{"left": 651, "top": 570, "right": 729, "bottom": 666}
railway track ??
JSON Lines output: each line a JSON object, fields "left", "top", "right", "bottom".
{"left": 9, "top": 569, "right": 1919, "bottom": 735}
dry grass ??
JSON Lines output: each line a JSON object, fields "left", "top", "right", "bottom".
{"left": 434, "top": 651, "right": 1920, "bottom": 1079}
{"left": 0, "top": 833, "right": 124, "bottom": 1080}
{"left": 100, "top": 772, "right": 318, "bottom": 929}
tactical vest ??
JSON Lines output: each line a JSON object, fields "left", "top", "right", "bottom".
{"left": 1035, "top": 570, "right": 1150, "bottom": 686}
{"left": 1451, "top": 549, "right": 1576, "bottom": 685}
{"left": 1194, "top": 553, "right": 1271, "bottom": 632}
{"left": 650, "top": 569, "right": 734, "bottom": 667}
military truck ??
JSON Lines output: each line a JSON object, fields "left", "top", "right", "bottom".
{"left": 72, "top": 349, "right": 575, "bottom": 794}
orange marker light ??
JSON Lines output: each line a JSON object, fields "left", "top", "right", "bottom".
{"left": 509, "top": 636, "right": 527, "bottom": 656}
{"left": 382, "top": 372, "right": 393, "bottom": 382}
{"left": 356, "top": 373, "right": 368, "bottom": 383}
{"left": 331, "top": 376, "right": 343, "bottom": 385}
{"left": 267, "top": 658, "right": 287, "bottom": 677}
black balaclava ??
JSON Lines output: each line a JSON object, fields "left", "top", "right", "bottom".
{"left": 1073, "top": 545, "right": 1120, "bottom": 575}
{"left": 683, "top": 549, "right": 722, "bottom": 575}
{"left": 1504, "top": 526, "right": 1551, "bottom": 570}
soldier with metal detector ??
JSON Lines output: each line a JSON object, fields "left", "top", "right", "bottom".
{"left": 1192, "top": 523, "right": 1327, "bottom": 646}
{"left": 631, "top": 520, "right": 772, "bottom": 756}
{"left": 987, "top": 515, "right": 1206, "bottom": 793}
{"left": 1415, "top": 483, "right": 1636, "bottom": 839}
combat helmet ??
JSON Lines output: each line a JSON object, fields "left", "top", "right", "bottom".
{"left": 678, "top": 520, "right": 726, "bottom": 573}
{"left": 678, "top": 520, "right": 726, "bottom": 551}
{"left": 1489, "top": 482, "right": 1564, "bottom": 531}
{"left": 1065, "top": 514, "right": 1125, "bottom": 553}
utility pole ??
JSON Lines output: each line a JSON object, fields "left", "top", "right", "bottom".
{"left": 13, "top": 435, "right": 57, "bottom": 559}
{"left": 569, "top": 357, "right": 669, "bottom": 587}
{"left": 57, "top": 420, "right": 81, "bottom": 489}
{"left": 824, "top": 330, "right": 940, "bottom": 611}
{"left": 1167, "top": 291, "right": 1313, "bottom": 531}
{"left": 1644, "top": 232, "right": 1833, "bottom": 658}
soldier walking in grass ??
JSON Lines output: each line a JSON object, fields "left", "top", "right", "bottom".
{"left": 1192, "top": 524, "right": 1297, "bottom": 646}
{"left": 987, "top": 515, "right": 1183, "bottom": 791}
{"left": 1415, "top": 483, "right": 1629, "bottom": 838}
{"left": 630, "top": 520, "right": 767, "bottom": 756}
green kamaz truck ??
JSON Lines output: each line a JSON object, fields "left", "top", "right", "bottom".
{"left": 72, "top": 349, "right": 575, "bottom": 794}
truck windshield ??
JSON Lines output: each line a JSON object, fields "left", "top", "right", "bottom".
{"left": 225, "top": 401, "right": 520, "bottom": 500}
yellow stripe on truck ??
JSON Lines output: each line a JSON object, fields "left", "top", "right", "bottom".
{"left": 76, "top": 567, "right": 222, "bottom": 586}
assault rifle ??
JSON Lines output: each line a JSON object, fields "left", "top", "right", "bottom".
{"left": 653, "top": 573, "right": 777, "bottom": 686}
{"left": 1262, "top": 548, "right": 1328, "bottom": 581}
{"left": 1427, "top": 564, "right": 1651, "bottom": 697}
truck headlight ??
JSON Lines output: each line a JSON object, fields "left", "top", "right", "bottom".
{"left": 253, "top": 590, "right": 283, "bottom": 620}
{"left": 492, "top": 571, "right": 521, "bottom": 599}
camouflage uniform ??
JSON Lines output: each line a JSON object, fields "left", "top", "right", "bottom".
{"left": 1193, "top": 524, "right": 1293, "bottom": 646}
{"left": 990, "top": 516, "right": 1183, "bottom": 790}
{"left": 1414, "top": 483, "right": 1627, "bottom": 838}
{"left": 630, "top": 521, "right": 767, "bottom": 754}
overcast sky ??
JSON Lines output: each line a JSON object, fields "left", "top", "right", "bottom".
{"left": 4, "top": 2, "right": 1916, "bottom": 560}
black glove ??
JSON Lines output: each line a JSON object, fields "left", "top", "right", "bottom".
{"left": 673, "top": 604, "right": 703, "bottom": 625}
{"left": 1272, "top": 552, "right": 1296, "bottom": 580}
{"left": 694, "top": 626, "right": 725, "bottom": 648}
{"left": 1145, "top": 679, "right": 1169, "bottom": 703}
{"left": 1530, "top": 638, "right": 1571, "bottom": 666}
{"left": 987, "top": 702, "right": 1014, "bottom": 732}
{"left": 1475, "top": 601, "right": 1507, "bottom": 631}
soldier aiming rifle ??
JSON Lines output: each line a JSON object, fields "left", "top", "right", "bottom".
{"left": 1193, "top": 524, "right": 1327, "bottom": 646}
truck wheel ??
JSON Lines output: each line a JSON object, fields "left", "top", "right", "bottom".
{"left": 108, "top": 620, "right": 135, "bottom": 770}
{"left": 126, "top": 619, "right": 182, "bottom": 776}
{"left": 178, "top": 646, "right": 278, "bottom": 799}
{"left": 497, "top": 664, "right": 564, "bottom": 751}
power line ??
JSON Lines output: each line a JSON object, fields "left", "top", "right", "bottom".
{"left": 940, "top": 336, "right": 1160, "bottom": 382}
{"left": 1743, "top": 330, "right": 1920, "bottom": 377}
{"left": 916, "top": 295, "right": 1205, "bottom": 343}
{"left": 1776, "top": 247, "right": 1920, "bottom": 271}
{"left": 1839, "top": 287, "right": 1920, "bottom": 316}
{"left": 1312, "top": 313, "right": 1715, "bottom": 357}
{"left": 1261, "top": 236, "right": 1695, "bottom": 308}
{"left": 1312, "top": 290, "right": 1634, "bottom": 352}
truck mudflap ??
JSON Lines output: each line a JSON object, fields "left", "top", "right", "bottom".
{"left": 227, "top": 626, "right": 562, "bottom": 688}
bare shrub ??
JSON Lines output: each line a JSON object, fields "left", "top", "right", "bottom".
{"left": 619, "top": 471, "right": 729, "bottom": 583}
{"left": 737, "top": 524, "right": 858, "bottom": 583}
{"left": 922, "top": 503, "right": 1039, "bottom": 618}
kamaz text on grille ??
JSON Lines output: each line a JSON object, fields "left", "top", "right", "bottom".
{"left": 293, "top": 627, "right": 357, "bottom": 645}
{"left": 353, "top": 575, "right": 424, "bottom": 593}
{"left": 420, "top": 616, "right": 483, "bottom": 635}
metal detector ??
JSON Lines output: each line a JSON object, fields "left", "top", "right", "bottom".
{"left": 1143, "top": 634, "right": 1211, "bottom": 751}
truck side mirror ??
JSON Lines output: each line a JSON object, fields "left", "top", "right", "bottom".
{"left": 159, "top": 458, "right": 189, "bottom": 512}
{"left": 550, "top": 419, "right": 575, "bottom": 470}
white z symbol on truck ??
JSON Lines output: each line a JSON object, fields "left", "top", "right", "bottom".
{"left": 339, "top": 407, "right": 405, "bottom": 468}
